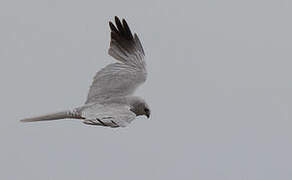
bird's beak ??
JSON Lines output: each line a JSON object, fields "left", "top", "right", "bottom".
{"left": 146, "top": 112, "right": 150, "bottom": 118}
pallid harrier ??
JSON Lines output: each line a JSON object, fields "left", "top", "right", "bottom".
{"left": 21, "top": 16, "right": 150, "bottom": 128}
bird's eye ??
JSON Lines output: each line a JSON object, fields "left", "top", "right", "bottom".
{"left": 144, "top": 108, "right": 149, "bottom": 112}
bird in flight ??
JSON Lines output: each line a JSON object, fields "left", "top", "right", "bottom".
{"left": 21, "top": 16, "right": 150, "bottom": 128}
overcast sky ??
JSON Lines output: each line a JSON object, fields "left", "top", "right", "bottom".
{"left": 1, "top": 0, "right": 292, "bottom": 179}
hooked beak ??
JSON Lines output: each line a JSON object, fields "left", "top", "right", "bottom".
{"left": 146, "top": 112, "right": 150, "bottom": 118}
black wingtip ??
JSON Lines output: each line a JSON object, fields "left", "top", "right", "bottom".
{"left": 109, "top": 21, "right": 118, "bottom": 33}
{"left": 108, "top": 16, "right": 144, "bottom": 56}
{"left": 114, "top": 17, "right": 124, "bottom": 33}
{"left": 114, "top": 16, "right": 120, "bottom": 23}
{"left": 122, "top": 19, "right": 133, "bottom": 39}
{"left": 109, "top": 17, "right": 134, "bottom": 39}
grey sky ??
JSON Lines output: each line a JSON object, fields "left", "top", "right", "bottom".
{"left": 1, "top": 0, "right": 292, "bottom": 179}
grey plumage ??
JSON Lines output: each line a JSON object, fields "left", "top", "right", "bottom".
{"left": 20, "top": 110, "right": 84, "bottom": 122}
{"left": 20, "top": 16, "right": 150, "bottom": 128}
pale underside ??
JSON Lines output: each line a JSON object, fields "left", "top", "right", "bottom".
{"left": 81, "top": 103, "right": 136, "bottom": 128}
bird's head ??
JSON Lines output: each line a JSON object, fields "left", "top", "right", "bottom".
{"left": 128, "top": 96, "right": 150, "bottom": 118}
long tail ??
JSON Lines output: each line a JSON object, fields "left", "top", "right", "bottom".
{"left": 20, "top": 110, "right": 84, "bottom": 122}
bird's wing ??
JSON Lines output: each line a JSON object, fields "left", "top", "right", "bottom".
{"left": 85, "top": 16, "right": 146, "bottom": 104}
{"left": 81, "top": 103, "right": 136, "bottom": 128}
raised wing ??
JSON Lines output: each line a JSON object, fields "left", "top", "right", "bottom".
{"left": 85, "top": 16, "right": 146, "bottom": 104}
{"left": 81, "top": 103, "right": 136, "bottom": 128}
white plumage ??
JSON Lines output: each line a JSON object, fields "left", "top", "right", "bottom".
{"left": 21, "top": 16, "right": 150, "bottom": 128}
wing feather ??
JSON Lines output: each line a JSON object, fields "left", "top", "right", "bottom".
{"left": 85, "top": 17, "right": 146, "bottom": 104}
{"left": 108, "top": 17, "right": 145, "bottom": 68}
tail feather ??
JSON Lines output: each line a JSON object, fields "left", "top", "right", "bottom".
{"left": 20, "top": 110, "right": 84, "bottom": 122}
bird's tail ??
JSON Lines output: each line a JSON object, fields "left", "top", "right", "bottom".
{"left": 20, "top": 110, "right": 84, "bottom": 122}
